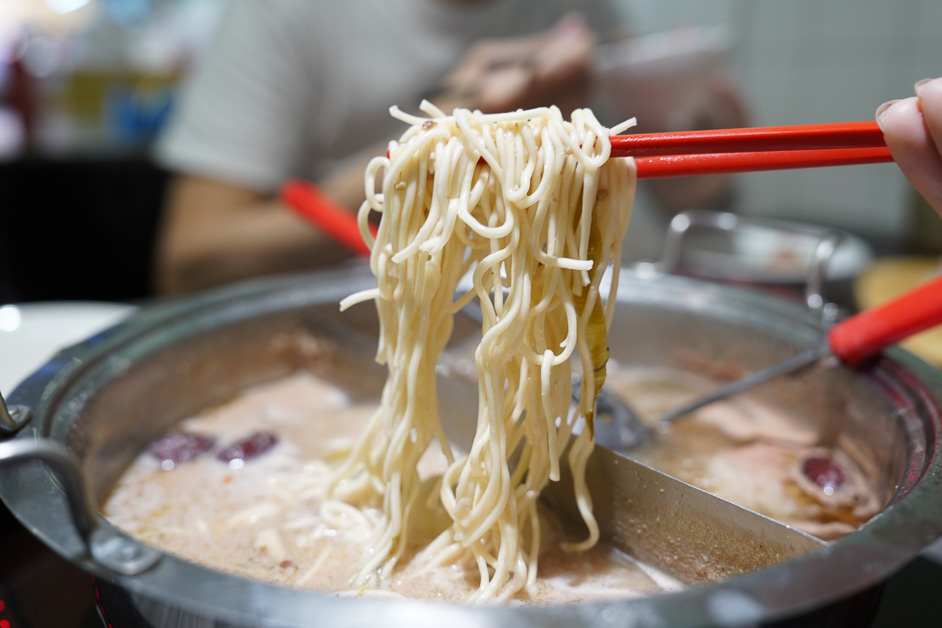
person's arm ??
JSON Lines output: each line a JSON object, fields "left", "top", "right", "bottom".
{"left": 155, "top": 12, "right": 601, "bottom": 296}
{"left": 153, "top": 1, "right": 369, "bottom": 296}
{"left": 878, "top": 77, "right": 942, "bottom": 214}
{"left": 153, "top": 175, "right": 354, "bottom": 296}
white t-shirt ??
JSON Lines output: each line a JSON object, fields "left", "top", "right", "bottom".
{"left": 156, "top": 0, "right": 623, "bottom": 194}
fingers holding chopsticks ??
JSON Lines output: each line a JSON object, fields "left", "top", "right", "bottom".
{"left": 916, "top": 77, "right": 942, "bottom": 150}
{"left": 877, "top": 77, "right": 942, "bottom": 214}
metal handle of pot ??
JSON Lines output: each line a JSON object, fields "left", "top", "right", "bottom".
{"left": 0, "top": 388, "right": 32, "bottom": 435}
{"left": 0, "top": 438, "right": 162, "bottom": 576}
{"left": 657, "top": 209, "right": 843, "bottom": 316}
{"left": 805, "top": 231, "right": 843, "bottom": 314}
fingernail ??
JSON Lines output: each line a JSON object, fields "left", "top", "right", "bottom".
{"left": 915, "top": 77, "right": 940, "bottom": 94}
{"left": 875, "top": 99, "right": 898, "bottom": 131}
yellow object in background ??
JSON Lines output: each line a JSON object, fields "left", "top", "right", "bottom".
{"left": 855, "top": 257, "right": 942, "bottom": 368}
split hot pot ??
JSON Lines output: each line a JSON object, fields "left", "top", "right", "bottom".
{"left": 1, "top": 255, "right": 941, "bottom": 627}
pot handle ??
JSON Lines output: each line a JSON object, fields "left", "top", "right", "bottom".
{"left": 0, "top": 438, "right": 162, "bottom": 576}
{"left": 0, "top": 389, "right": 32, "bottom": 435}
{"left": 656, "top": 209, "right": 843, "bottom": 315}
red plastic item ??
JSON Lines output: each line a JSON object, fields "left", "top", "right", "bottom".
{"left": 829, "top": 274, "right": 942, "bottom": 367}
{"left": 279, "top": 179, "right": 375, "bottom": 256}
{"left": 283, "top": 122, "right": 894, "bottom": 245}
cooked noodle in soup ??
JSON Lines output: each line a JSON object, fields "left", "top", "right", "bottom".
{"left": 333, "top": 103, "right": 635, "bottom": 601}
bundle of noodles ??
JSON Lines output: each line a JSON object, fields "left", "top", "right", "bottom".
{"left": 336, "top": 103, "right": 636, "bottom": 602}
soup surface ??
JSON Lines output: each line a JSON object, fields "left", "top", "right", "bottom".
{"left": 605, "top": 366, "right": 883, "bottom": 540}
{"left": 103, "top": 372, "right": 683, "bottom": 603}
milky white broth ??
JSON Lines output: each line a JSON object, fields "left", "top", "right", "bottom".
{"left": 103, "top": 372, "right": 683, "bottom": 603}
{"left": 604, "top": 366, "right": 883, "bottom": 541}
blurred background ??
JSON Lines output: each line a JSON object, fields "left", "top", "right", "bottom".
{"left": 1, "top": 4, "right": 941, "bottom": 625}
{"left": 0, "top": 0, "right": 220, "bottom": 303}
{"left": 0, "top": 0, "right": 940, "bottom": 304}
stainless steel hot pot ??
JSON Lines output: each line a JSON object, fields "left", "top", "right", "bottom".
{"left": 2, "top": 265, "right": 942, "bottom": 627}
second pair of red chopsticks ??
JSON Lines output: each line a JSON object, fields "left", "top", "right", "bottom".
{"left": 619, "top": 120, "right": 892, "bottom": 178}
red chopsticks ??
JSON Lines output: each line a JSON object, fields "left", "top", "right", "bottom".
{"left": 282, "top": 121, "right": 894, "bottom": 255}
{"left": 619, "top": 121, "right": 893, "bottom": 178}
{"left": 280, "top": 179, "right": 375, "bottom": 256}
{"left": 613, "top": 121, "right": 884, "bottom": 157}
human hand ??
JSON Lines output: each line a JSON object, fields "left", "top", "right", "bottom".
{"left": 877, "top": 78, "right": 942, "bottom": 214}
{"left": 431, "top": 13, "right": 596, "bottom": 115}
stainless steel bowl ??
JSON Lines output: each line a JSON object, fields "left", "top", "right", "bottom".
{"left": 651, "top": 209, "right": 875, "bottom": 310}
{"left": 2, "top": 265, "right": 942, "bottom": 627}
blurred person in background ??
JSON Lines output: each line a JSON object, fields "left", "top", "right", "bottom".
{"left": 153, "top": 0, "right": 745, "bottom": 296}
